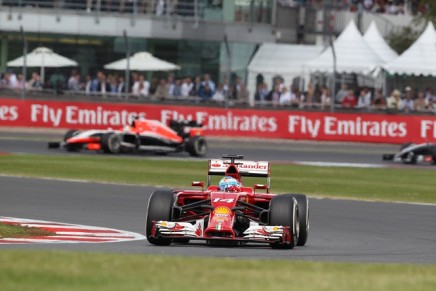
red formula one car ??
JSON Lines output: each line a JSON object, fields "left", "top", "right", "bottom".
{"left": 146, "top": 155, "right": 309, "bottom": 249}
{"left": 48, "top": 117, "right": 207, "bottom": 157}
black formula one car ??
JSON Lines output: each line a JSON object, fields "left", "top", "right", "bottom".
{"left": 382, "top": 142, "right": 436, "bottom": 165}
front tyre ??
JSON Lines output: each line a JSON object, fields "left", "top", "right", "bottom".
{"left": 146, "top": 189, "right": 175, "bottom": 246}
{"left": 290, "top": 194, "right": 309, "bottom": 246}
{"left": 186, "top": 136, "right": 207, "bottom": 157}
{"left": 101, "top": 132, "right": 122, "bottom": 154}
{"left": 269, "top": 194, "right": 299, "bottom": 249}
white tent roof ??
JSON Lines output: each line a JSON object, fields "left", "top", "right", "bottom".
{"left": 306, "top": 20, "right": 385, "bottom": 74}
{"left": 104, "top": 52, "right": 180, "bottom": 71}
{"left": 248, "top": 43, "right": 323, "bottom": 74}
{"left": 383, "top": 22, "right": 436, "bottom": 76}
{"left": 364, "top": 21, "right": 398, "bottom": 63}
{"left": 7, "top": 47, "right": 78, "bottom": 67}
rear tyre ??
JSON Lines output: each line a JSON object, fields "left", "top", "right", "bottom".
{"left": 146, "top": 189, "right": 174, "bottom": 246}
{"left": 269, "top": 194, "right": 299, "bottom": 249}
{"left": 186, "top": 136, "right": 207, "bottom": 157}
{"left": 101, "top": 132, "right": 122, "bottom": 154}
{"left": 290, "top": 194, "right": 309, "bottom": 246}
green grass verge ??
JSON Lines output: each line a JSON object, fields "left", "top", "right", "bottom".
{"left": 0, "top": 153, "right": 435, "bottom": 203}
{"left": 0, "top": 223, "right": 55, "bottom": 238}
{"left": 0, "top": 250, "right": 435, "bottom": 291}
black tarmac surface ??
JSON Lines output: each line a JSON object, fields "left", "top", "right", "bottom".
{"left": 0, "top": 130, "right": 399, "bottom": 165}
{"left": 1, "top": 176, "right": 436, "bottom": 264}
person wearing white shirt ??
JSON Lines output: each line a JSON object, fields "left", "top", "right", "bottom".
{"left": 279, "top": 86, "right": 293, "bottom": 106}
{"left": 132, "top": 75, "right": 150, "bottom": 97}
{"left": 181, "top": 77, "right": 193, "bottom": 98}
{"left": 357, "top": 89, "right": 371, "bottom": 109}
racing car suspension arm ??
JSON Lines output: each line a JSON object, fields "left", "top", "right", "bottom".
{"left": 232, "top": 200, "right": 269, "bottom": 224}
{"left": 173, "top": 199, "right": 211, "bottom": 220}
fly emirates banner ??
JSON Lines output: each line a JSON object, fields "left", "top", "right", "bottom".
{"left": 1, "top": 97, "right": 436, "bottom": 144}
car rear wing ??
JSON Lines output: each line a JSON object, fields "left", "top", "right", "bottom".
{"left": 208, "top": 159, "right": 270, "bottom": 177}
{"left": 208, "top": 159, "right": 271, "bottom": 190}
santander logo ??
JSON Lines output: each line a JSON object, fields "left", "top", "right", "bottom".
{"left": 212, "top": 163, "right": 221, "bottom": 167}
{"left": 238, "top": 163, "right": 267, "bottom": 170}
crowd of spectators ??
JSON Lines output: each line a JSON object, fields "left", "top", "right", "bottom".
{"left": 283, "top": 0, "right": 428, "bottom": 16}
{"left": 0, "top": 69, "right": 250, "bottom": 105}
{"left": 1, "top": 69, "right": 435, "bottom": 113}
{"left": 254, "top": 79, "right": 436, "bottom": 113}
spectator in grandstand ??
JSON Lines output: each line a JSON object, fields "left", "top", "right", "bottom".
{"left": 27, "top": 72, "right": 42, "bottom": 90}
{"left": 96, "top": 71, "right": 111, "bottom": 96}
{"left": 154, "top": 78, "right": 169, "bottom": 100}
{"left": 49, "top": 70, "right": 66, "bottom": 91}
{"left": 13, "top": 74, "right": 25, "bottom": 90}
{"left": 117, "top": 76, "right": 126, "bottom": 96}
{"left": 414, "top": 91, "right": 427, "bottom": 111}
{"left": 425, "top": 87, "right": 434, "bottom": 104}
{"left": 254, "top": 82, "right": 269, "bottom": 105}
{"left": 341, "top": 89, "right": 357, "bottom": 109}
{"left": 371, "top": 88, "right": 386, "bottom": 109}
{"left": 400, "top": 86, "right": 414, "bottom": 112}
{"left": 356, "top": 88, "right": 371, "bottom": 109}
{"left": 130, "top": 72, "right": 139, "bottom": 93}
{"left": 84, "top": 74, "right": 93, "bottom": 95}
{"left": 199, "top": 83, "right": 214, "bottom": 100}
{"left": 202, "top": 74, "right": 216, "bottom": 95}
{"left": 166, "top": 73, "right": 176, "bottom": 97}
{"left": 108, "top": 74, "right": 119, "bottom": 95}
{"left": 190, "top": 75, "right": 202, "bottom": 96}
{"left": 67, "top": 70, "right": 80, "bottom": 92}
{"left": 173, "top": 79, "right": 182, "bottom": 98}
{"left": 146, "top": 77, "right": 156, "bottom": 95}
{"left": 211, "top": 83, "right": 226, "bottom": 103}
{"left": 335, "top": 83, "right": 348, "bottom": 104}
{"left": 320, "top": 85, "right": 331, "bottom": 109}
{"left": 132, "top": 74, "right": 150, "bottom": 97}
{"left": 86, "top": 0, "right": 95, "bottom": 13}
{"left": 155, "top": 0, "right": 166, "bottom": 16}
{"left": 237, "top": 82, "right": 250, "bottom": 105}
{"left": 181, "top": 77, "right": 193, "bottom": 98}
{"left": 305, "top": 81, "right": 316, "bottom": 106}
{"left": 279, "top": 86, "right": 292, "bottom": 106}
{"left": 386, "top": 89, "right": 402, "bottom": 110}
{"left": 271, "top": 84, "right": 281, "bottom": 108}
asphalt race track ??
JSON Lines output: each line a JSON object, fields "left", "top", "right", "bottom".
{"left": 1, "top": 175, "right": 436, "bottom": 264}
{"left": 1, "top": 130, "right": 436, "bottom": 263}
{"left": 0, "top": 130, "right": 400, "bottom": 165}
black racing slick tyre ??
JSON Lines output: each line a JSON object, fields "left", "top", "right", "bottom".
{"left": 101, "top": 132, "right": 122, "bottom": 154}
{"left": 186, "top": 136, "right": 208, "bottom": 157}
{"left": 290, "top": 194, "right": 309, "bottom": 246}
{"left": 146, "top": 189, "right": 175, "bottom": 246}
{"left": 269, "top": 194, "right": 299, "bottom": 249}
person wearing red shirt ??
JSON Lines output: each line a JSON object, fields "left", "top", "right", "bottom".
{"left": 341, "top": 89, "right": 357, "bottom": 109}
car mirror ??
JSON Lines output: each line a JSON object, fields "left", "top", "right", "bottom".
{"left": 254, "top": 184, "right": 268, "bottom": 194}
{"left": 192, "top": 181, "right": 204, "bottom": 191}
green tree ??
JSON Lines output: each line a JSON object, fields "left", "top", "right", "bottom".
{"left": 387, "top": 26, "right": 420, "bottom": 54}
{"left": 387, "top": 1, "right": 436, "bottom": 54}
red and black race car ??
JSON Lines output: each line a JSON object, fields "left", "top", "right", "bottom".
{"left": 146, "top": 155, "right": 309, "bottom": 249}
{"left": 48, "top": 117, "right": 207, "bottom": 157}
